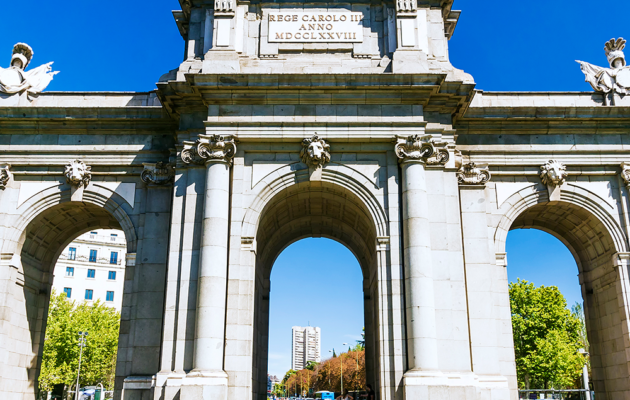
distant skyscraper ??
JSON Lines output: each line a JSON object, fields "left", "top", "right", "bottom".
{"left": 291, "top": 326, "right": 321, "bottom": 371}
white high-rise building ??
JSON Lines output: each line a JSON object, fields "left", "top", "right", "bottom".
{"left": 291, "top": 326, "right": 321, "bottom": 371}
{"left": 51, "top": 229, "right": 126, "bottom": 311}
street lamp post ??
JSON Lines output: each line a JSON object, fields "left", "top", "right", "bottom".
{"left": 578, "top": 348, "right": 591, "bottom": 400}
{"left": 75, "top": 331, "right": 88, "bottom": 400}
{"left": 329, "top": 343, "right": 348, "bottom": 396}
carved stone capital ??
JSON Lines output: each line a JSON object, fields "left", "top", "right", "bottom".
{"left": 142, "top": 162, "right": 175, "bottom": 185}
{"left": 396, "top": 0, "right": 417, "bottom": 15}
{"left": 540, "top": 160, "right": 568, "bottom": 187}
{"left": 181, "top": 135, "right": 237, "bottom": 166}
{"left": 395, "top": 134, "right": 435, "bottom": 163}
{"left": 65, "top": 160, "right": 92, "bottom": 188}
{"left": 621, "top": 162, "right": 630, "bottom": 187}
{"left": 214, "top": 0, "right": 235, "bottom": 15}
{"left": 300, "top": 135, "right": 331, "bottom": 169}
{"left": 456, "top": 162, "right": 490, "bottom": 185}
{"left": 0, "top": 164, "right": 11, "bottom": 190}
{"left": 425, "top": 142, "right": 450, "bottom": 166}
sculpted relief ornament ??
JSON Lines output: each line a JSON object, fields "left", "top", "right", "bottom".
{"left": 65, "top": 160, "right": 92, "bottom": 188}
{"left": 0, "top": 43, "right": 58, "bottom": 100}
{"left": 181, "top": 135, "right": 237, "bottom": 165}
{"left": 577, "top": 38, "right": 630, "bottom": 105}
{"left": 142, "top": 162, "right": 175, "bottom": 185}
{"left": 301, "top": 135, "right": 331, "bottom": 169}
{"left": 456, "top": 162, "right": 490, "bottom": 185}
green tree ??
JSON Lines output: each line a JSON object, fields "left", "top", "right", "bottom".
{"left": 509, "top": 279, "right": 585, "bottom": 389}
{"left": 305, "top": 361, "right": 319, "bottom": 371}
{"left": 39, "top": 289, "right": 121, "bottom": 392}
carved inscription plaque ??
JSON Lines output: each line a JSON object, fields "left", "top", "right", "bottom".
{"left": 268, "top": 12, "right": 364, "bottom": 43}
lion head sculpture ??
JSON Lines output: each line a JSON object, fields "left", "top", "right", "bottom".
{"left": 540, "top": 160, "right": 567, "bottom": 186}
{"left": 300, "top": 135, "right": 331, "bottom": 168}
{"left": 65, "top": 160, "right": 92, "bottom": 188}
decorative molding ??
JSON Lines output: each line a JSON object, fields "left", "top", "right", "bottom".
{"left": 64, "top": 160, "right": 92, "bottom": 188}
{"left": 621, "top": 162, "right": 630, "bottom": 188}
{"left": 540, "top": 159, "right": 568, "bottom": 186}
{"left": 141, "top": 162, "right": 175, "bottom": 185}
{"left": 214, "top": 0, "right": 235, "bottom": 15}
{"left": 396, "top": 0, "right": 417, "bottom": 14}
{"left": 181, "top": 135, "right": 237, "bottom": 165}
{"left": 395, "top": 134, "right": 435, "bottom": 163}
{"left": 456, "top": 162, "right": 490, "bottom": 185}
{"left": 300, "top": 134, "right": 331, "bottom": 169}
{"left": 0, "top": 164, "right": 11, "bottom": 190}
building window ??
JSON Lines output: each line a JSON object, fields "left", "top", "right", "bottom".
{"left": 63, "top": 287, "right": 72, "bottom": 298}
{"left": 108, "top": 271, "right": 116, "bottom": 280}
{"left": 66, "top": 267, "right": 74, "bottom": 277}
{"left": 89, "top": 231, "right": 97, "bottom": 239}
{"left": 111, "top": 233, "right": 118, "bottom": 242}
{"left": 87, "top": 269, "right": 95, "bottom": 278}
{"left": 110, "top": 252, "right": 118, "bottom": 265}
{"left": 68, "top": 247, "right": 76, "bottom": 261}
{"left": 106, "top": 291, "right": 114, "bottom": 302}
{"left": 89, "top": 249, "right": 97, "bottom": 262}
{"left": 85, "top": 289, "right": 93, "bottom": 300}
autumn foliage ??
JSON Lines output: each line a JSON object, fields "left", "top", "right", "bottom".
{"left": 284, "top": 350, "right": 366, "bottom": 396}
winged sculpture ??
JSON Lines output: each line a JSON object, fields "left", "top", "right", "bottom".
{"left": 0, "top": 43, "right": 59, "bottom": 100}
{"left": 577, "top": 38, "right": 630, "bottom": 105}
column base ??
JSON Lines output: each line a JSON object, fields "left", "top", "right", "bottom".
{"left": 179, "top": 370, "right": 229, "bottom": 400}
{"left": 403, "top": 370, "right": 510, "bottom": 400}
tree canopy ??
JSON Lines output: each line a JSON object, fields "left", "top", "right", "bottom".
{"left": 509, "top": 279, "right": 586, "bottom": 389}
{"left": 39, "top": 289, "right": 120, "bottom": 392}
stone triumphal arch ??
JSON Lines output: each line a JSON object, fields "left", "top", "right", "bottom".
{"left": 2, "top": 1, "right": 630, "bottom": 400}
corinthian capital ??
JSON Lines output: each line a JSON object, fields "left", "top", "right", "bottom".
{"left": 456, "top": 162, "right": 490, "bottom": 185}
{"left": 395, "top": 134, "right": 435, "bottom": 163}
{"left": 181, "top": 135, "right": 237, "bottom": 165}
{"left": 0, "top": 164, "right": 11, "bottom": 190}
{"left": 142, "top": 162, "right": 175, "bottom": 185}
{"left": 621, "top": 162, "right": 630, "bottom": 188}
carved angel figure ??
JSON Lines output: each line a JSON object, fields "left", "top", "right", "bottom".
{"left": 577, "top": 38, "right": 630, "bottom": 105}
{"left": 0, "top": 43, "right": 59, "bottom": 98}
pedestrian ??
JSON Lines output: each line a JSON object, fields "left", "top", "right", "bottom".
{"left": 365, "top": 384, "right": 375, "bottom": 400}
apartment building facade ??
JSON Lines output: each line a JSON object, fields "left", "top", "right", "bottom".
{"left": 291, "top": 326, "right": 321, "bottom": 371}
{"left": 52, "top": 229, "right": 126, "bottom": 311}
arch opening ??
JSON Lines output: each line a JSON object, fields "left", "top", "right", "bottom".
{"left": 5, "top": 201, "right": 135, "bottom": 398}
{"left": 502, "top": 201, "right": 629, "bottom": 396}
{"left": 251, "top": 180, "right": 382, "bottom": 400}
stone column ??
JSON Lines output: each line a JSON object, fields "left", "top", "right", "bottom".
{"left": 395, "top": 135, "right": 439, "bottom": 371}
{"left": 180, "top": 134, "right": 236, "bottom": 399}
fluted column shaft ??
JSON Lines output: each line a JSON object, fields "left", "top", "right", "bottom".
{"left": 401, "top": 159, "right": 438, "bottom": 371}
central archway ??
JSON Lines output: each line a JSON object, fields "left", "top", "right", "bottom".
{"left": 251, "top": 179, "right": 383, "bottom": 399}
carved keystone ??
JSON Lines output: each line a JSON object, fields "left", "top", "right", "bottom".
{"left": 540, "top": 159, "right": 567, "bottom": 201}
{"left": 65, "top": 160, "right": 92, "bottom": 188}
{"left": 301, "top": 135, "right": 331, "bottom": 181}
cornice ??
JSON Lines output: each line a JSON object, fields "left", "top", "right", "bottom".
{"left": 157, "top": 73, "right": 476, "bottom": 118}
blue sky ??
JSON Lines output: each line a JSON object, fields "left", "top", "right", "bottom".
{"left": 5, "top": 0, "right": 624, "bottom": 379}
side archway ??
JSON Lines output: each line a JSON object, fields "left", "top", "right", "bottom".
{"left": 494, "top": 184, "right": 630, "bottom": 397}
{"left": 0, "top": 184, "right": 137, "bottom": 399}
